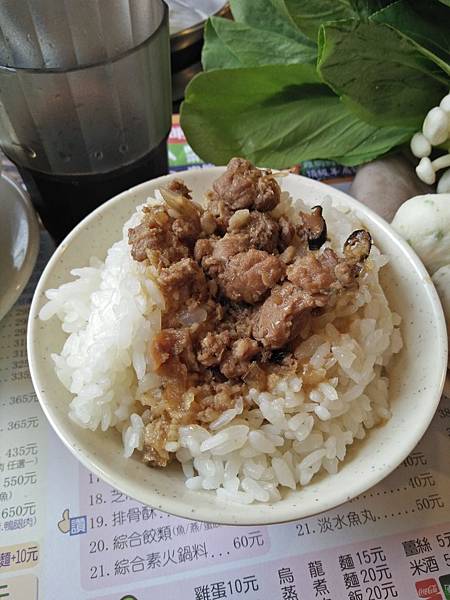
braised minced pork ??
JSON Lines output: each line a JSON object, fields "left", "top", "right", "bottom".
{"left": 128, "top": 158, "right": 372, "bottom": 466}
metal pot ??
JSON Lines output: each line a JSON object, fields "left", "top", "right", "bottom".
{"left": 169, "top": 1, "right": 231, "bottom": 108}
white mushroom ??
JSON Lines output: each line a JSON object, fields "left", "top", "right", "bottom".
{"left": 423, "top": 107, "right": 449, "bottom": 145}
{"left": 391, "top": 193, "right": 450, "bottom": 274}
{"left": 432, "top": 154, "right": 450, "bottom": 172}
{"left": 439, "top": 93, "right": 450, "bottom": 114}
{"left": 410, "top": 132, "right": 431, "bottom": 158}
{"left": 416, "top": 154, "right": 450, "bottom": 186}
{"left": 411, "top": 92, "right": 450, "bottom": 185}
{"left": 416, "top": 157, "right": 436, "bottom": 185}
{"left": 437, "top": 168, "right": 450, "bottom": 194}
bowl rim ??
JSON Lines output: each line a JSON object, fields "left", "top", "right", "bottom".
{"left": 27, "top": 167, "right": 448, "bottom": 524}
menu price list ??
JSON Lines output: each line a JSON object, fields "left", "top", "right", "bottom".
{"left": 285, "top": 447, "right": 446, "bottom": 541}
{"left": 92, "top": 523, "right": 450, "bottom": 600}
{"left": 0, "top": 309, "right": 44, "bottom": 544}
{"left": 79, "top": 467, "right": 270, "bottom": 590}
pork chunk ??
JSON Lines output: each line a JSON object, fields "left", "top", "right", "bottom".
{"left": 158, "top": 258, "right": 208, "bottom": 317}
{"left": 220, "top": 338, "right": 260, "bottom": 379}
{"left": 239, "top": 212, "right": 280, "bottom": 253}
{"left": 213, "top": 157, "right": 280, "bottom": 212}
{"left": 152, "top": 328, "right": 197, "bottom": 371}
{"left": 197, "top": 331, "right": 232, "bottom": 368}
{"left": 195, "top": 233, "right": 251, "bottom": 277}
{"left": 219, "top": 249, "right": 285, "bottom": 304}
{"left": 286, "top": 249, "right": 339, "bottom": 295}
{"left": 128, "top": 207, "right": 188, "bottom": 266}
{"left": 172, "top": 218, "right": 200, "bottom": 245}
{"left": 252, "top": 282, "right": 325, "bottom": 349}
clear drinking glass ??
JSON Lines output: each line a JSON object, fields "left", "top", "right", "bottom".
{"left": 0, "top": 0, "right": 172, "bottom": 242}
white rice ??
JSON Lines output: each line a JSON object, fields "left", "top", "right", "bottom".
{"left": 39, "top": 203, "right": 162, "bottom": 437}
{"left": 40, "top": 192, "right": 402, "bottom": 503}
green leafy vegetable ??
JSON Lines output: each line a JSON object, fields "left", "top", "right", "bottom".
{"left": 372, "top": 0, "right": 450, "bottom": 76}
{"left": 202, "top": 20, "right": 242, "bottom": 71}
{"left": 180, "top": 0, "right": 450, "bottom": 168}
{"left": 203, "top": 16, "right": 316, "bottom": 71}
{"left": 282, "top": 0, "right": 357, "bottom": 39}
{"left": 318, "top": 19, "right": 448, "bottom": 127}
{"left": 181, "top": 64, "right": 412, "bottom": 168}
{"left": 229, "top": 0, "right": 313, "bottom": 44}
{"left": 351, "top": 0, "right": 399, "bottom": 16}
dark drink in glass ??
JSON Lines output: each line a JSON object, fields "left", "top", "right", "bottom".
{"left": 16, "top": 139, "right": 169, "bottom": 244}
{"left": 0, "top": 0, "right": 172, "bottom": 242}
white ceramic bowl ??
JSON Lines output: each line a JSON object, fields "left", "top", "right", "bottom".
{"left": 28, "top": 168, "right": 448, "bottom": 525}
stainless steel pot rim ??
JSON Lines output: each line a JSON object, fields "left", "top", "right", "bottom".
{"left": 170, "top": 2, "right": 230, "bottom": 49}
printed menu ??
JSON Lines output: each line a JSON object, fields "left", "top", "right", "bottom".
{"left": 1, "top": 121, "right": 450, "bottom": 600}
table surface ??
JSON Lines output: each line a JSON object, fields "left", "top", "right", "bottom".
{"left": 1, "top": 117, "right": 450, "bottom": 600}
